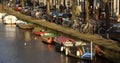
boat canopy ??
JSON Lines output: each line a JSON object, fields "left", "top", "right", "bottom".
{"left": 56, "top": 35, "right": 75, "bottom": 43}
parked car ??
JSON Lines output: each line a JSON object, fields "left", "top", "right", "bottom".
{"left": 55, "top": 13, "right": 72, "bottom": 25}
{"left": 106, "top": 23, "right": 120, "bottom": 41}
{"left": 14, "top": 4, "right": 22, "bottom": 11}
{"left": 46, "top": 11, "right": 58, "bottom": 22}
{"left": 25, "top": 7, "right": 33, "bottom": 16}
{"left": 21, "top": 6, "right": 32, "bottom": 15}
{"left": 54, "top": 13, "right": 63, "bottom": 24}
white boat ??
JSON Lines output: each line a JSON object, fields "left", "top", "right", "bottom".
{"left": 3, "top": 15, "right": 17, "bottom": 25}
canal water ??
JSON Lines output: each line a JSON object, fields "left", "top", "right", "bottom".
{"left": 0, "top": 20, "right": 112, "bottom": 63}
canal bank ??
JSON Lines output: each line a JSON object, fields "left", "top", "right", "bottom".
{"left": 1, "top": 5, "right": 120, "bottom": 63}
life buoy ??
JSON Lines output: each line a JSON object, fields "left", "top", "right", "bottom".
{"left": 94, "top": 45, "right": 104, "bottom": 56}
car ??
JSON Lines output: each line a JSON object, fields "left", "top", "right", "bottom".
{"left": 54, "top": 13, "right": 63, "bottom": 24}
{"left": 55, "top": 13, "right": 72, "bottom": 25}
{"left": 106, "top": 23, "right": 120, "bottom": 41}
{"left": 46, "top": 11, "right": 58, "bottom": 22}
{"left": 21, "top": 6, "right": 32, "bottom": 15}
{"left": 14, "top": 4, "right": 22, "bottom": 11}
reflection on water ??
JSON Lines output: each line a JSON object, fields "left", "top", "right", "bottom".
{"left": 4, "top": 25, "right": 16, "bottom": 40}
{"left": 24, "top": 31, "right": 31, "bottom": 42}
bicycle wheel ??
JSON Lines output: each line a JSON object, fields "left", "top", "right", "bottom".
{"left": 98, "top": 28, "right": 106, "bottom": 36}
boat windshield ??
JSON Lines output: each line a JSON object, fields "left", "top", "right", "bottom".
{"left": 64, "top": 40, "right": 74, "bottom": 46}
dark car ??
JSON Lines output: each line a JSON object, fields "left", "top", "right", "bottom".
{"left": 21, "top": 6, "right": 33, "bottom": 16}
{"left": 46, "top": 11, "right": 58, "bottom": 22}
{"left": 55, "top": 13, "right": 72, "bottom": 25}
{"left": 55, "top": 13, "right": 63, "bottom": 24}
{"left": 106, "top": 23, "right": 120, "bottom": 41}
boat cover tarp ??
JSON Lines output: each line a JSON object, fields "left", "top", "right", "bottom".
{"left": 55, "top": 35, "right": 75, "bottom": 43}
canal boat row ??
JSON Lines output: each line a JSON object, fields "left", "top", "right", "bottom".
{"left": 1, "top": 13, "right": 104, "bottom": 61}
{"left": 33, "top": 31, "right": 102, "bottom": 61}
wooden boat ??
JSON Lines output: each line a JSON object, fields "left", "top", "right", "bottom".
{"left": 54, "top": 35, "right": 95, "bottom": 60}
{"left": 17, "top": 23, "right": 34, "bottom": 30}
{"left": 41, "top": 33, "right": 57, "bottom": 44}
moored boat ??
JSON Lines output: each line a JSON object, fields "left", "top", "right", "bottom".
{"left": 54, "top": 35, "right": 95, "bottom": 60}
{"left": 32, "top": 30, "right": 46, "bottom": 36}
{"left": 17, "top": 23, "right": 34, "bottom": 30}
{"left": 54, "top": 35, "right": 76, "bottom": 52}
{"left": 41, "top": 33, "right": 57, "bottom": 44}
{"left": 65, "top": 42, "right": 95, "bottom": 60}
{"left": 3, "top": 15, "right": 17, "bottom": 25}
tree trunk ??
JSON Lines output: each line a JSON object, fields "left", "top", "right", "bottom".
{"left": 85, "top": 0, "right": 89, "bottom": 21}
{"left": 21, "top": 0, "right": 24, "bottom": 7}
{"left": 71, "top": 0, "right": 76, "bottom": 20}
{"left": 13, "top": 0, "right": 16, "bottom": 5}
{"left": 33, "top": 0, "right": 36, "bottom": 9}
{"left": 105, "top": 2, "right": 110, "bottom": 29}
{"left": 47, "top": 0, "right": 50, "bottom": 15}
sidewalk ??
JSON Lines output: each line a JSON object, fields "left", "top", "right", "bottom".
{"left": 3, "top": 6, "right": 120, "bottom": 63}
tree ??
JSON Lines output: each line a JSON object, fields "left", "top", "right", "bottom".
{"left": 21, "top": 0, "right": 24, "bottom": 7}
{"left": 13, "top": 0, "right": 16, "bottom": 5}
{"left": 47, "top": 0, "right": 50, "bottom": 15}
{"left": 71, "top": 0, "right": 76, "bottom": 20}
{"left": 85, "top": 0, "right": 90, "bottom": 21}
{"left": 103, "top": 0, "right": 110, "bottom": 29}
{"left": 33, "top": 0, "right": 35, "bottom": 9}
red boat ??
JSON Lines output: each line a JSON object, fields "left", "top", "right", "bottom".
{"left": 54, "top": 35, "right": 75, "bottom": 45}
{"left": 32, "top": 31, "right": 46, "bottom": 36}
